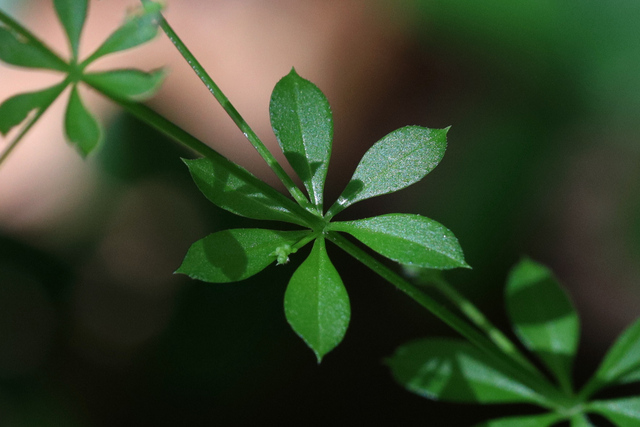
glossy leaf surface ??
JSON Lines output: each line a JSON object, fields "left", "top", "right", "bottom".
{"left": 592, "top": 316, "right": 640, "bottom": 387}
{"left": 184, "top": 158, "right": 309, "bottom": 226}
{"left": 270, "top": 69, "right": 332, "bottom": 208}
{"left": 0, "top": 83, "right": 65, "bottom": 135}
{"left": 86, "top": 2, "right": 161, "bottom": 62}
{"left": 83, "top": 69, "right": 165, "bottom": 100}
{"left": 0, "top": 27, "right": 67, "bottom": 71}
{"left": 387, "top": 338, "right": 546, "bottom": 404}
{"left": 475, "top": 413, "right": 562, "bottom": 427}
{"left": 285, "top": 238, "right": 349, "bottom": 362}
{"left": 64, "top": 85, "right": 101, "bottom": 156}
{"left": 329, "top": 214, "right": 468, "bottom": 269}
{"left": 53, "top": 0, "right": 87, "bottom": 58}
{"left": 588, "top": 397, "right": 640, "bottom": 426}
{"left": 176, "top": 229, "right": 310, "bottom": 283}
{"left": 328, "top": 126, "right": 447, "bottom": 216}
{"left": 505, "top": 258, "right": 579, "bottom": 389}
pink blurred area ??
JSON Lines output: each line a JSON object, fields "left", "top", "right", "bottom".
{"left": 0, "top": 0, "right": 408, "bottom": 242}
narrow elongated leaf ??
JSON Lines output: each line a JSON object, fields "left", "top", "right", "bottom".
{"left": 285, "top": 238, "right": 349, "bottom": 362}
{"left": 270, "top": 69, "right": 332, "bottom": 208}
{"left": 587, "top": 397, "right": 640, "bottom": 426}
{"left": 592, "top": 316, "right": 640, "bottom": 387}
{"left": 53, "top": 0, "right": 87, "bottom": 59}
{"left": 184, "top": 158, "right": 308, "bottom": 226}
{"left": 475, "top": 413, "right": 562, "bottom": 427}
{"left": 176, "top": 229, "right": 310, "bottom": 283}
{"left": 0, "top": 27, "right": 67, "bottom": 71}
{"left": 64, "top": 85, "right": 101, "bottom": 156}
{"left": 0, "top": 82, "right": 66, "bottom": 135}
{"left": 327, "top": 126, "right": 447, "bottom": 217}
{"left": 329, "top": 214, "right": 468, "bottom": 269}
{"left": 85, "top": 2, "right": 161, "bottom": 62}
{"left": 505, "top": 258, "right": 579, "bottom": 390}
{"left": 83, "top": 68, "right": 165, "bottom": 100}
{"left": 387, "top": 338, "right": 547, "bottom": 404}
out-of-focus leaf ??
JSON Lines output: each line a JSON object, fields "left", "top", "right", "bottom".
{"left": 592, "top": 317, "right": 640, "bottom": 388}
{"left": 569, "top": 414, "right": 594, "bottom": 427}
{"left": 53, "top": 0, "right": 87, "bottom": 59}
{"left": 176, "top": 229, "right": 310, "bottom": 283}
{"left": 387, "top": 338, "right": 547, "bottom": 405}
{"left": 329, "top": 213, "right": 468, "bottom": 269}
{"left": 0, "top": 27, "right": 67, "bottom": 71}
{"left": 83, "top": 68, "right": 165, "bottom": 100}
{"left": 183, "top": 157, "right": 309, "bottom": 226}
{"left": 270, "top": 68, "right": 332, "bottom": 209}
{"left": 285, "top": 238, "right": 349, "bottom": 362}
{"left": 505, "top": 258, "right": 579, "bottom": 390}
{"left": 64, "top": 85, "right": 101, "bottom": 156}
{"left": 327, "top": 126, "right": 447, "bottom": 217}
{"left": 0, "top": 82, "right": 65, "bottom": 135}
{"left": 474, "top": 413, "right": 562, "bottom": 427}
{"left": 84, "top": 2, "right": 161, "bottom": 63}
{"left": 587, "top": 397, "right": 640, "bottom": 426}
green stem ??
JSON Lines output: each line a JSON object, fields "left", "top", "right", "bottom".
{"left": 327, "top": 231, "right": 571, "bottom": 410}
{"left": 421, "top": 273, "right": 539, "bottom": 375}
{"left": 0, "top": 83, "right": 66, "bottom": 167}
{"left": 92, "top": 85, "right": 323, "bottom": 230}
{"left": 139, "top": 0, "right": 312, "bottom": 211}
{"left": 0, "top": 8, "right": 68, "bottom": 71}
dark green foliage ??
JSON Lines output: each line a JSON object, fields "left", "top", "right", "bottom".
{"left": 388, "top": 258, "right": 640, "bottom": 426}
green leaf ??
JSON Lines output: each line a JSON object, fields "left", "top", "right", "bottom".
{"left": 83, "top": 68, "right": 165, "bottom": 100}
{"left": 0, "top": 82, "right": 66, "bottom": 135}
{"left": 592, "top": 316, "right": 640, "bottom": 388}
{"left": 183, "top": 157, "right": 309, "bottom": 226}
{"left": 474, "top": 413, "right": 562, "bottom": 427}
{"left": 386, "top": 338, "right": 547, "bottom": 404}
{"left": 327, "top": 126, "right": 447, "bottom": 217}
{"left": 270, "top": 68, "right": 332, "bottom": 209}
{"left": 84, "top": 1, "right": 161, "bottom": 63}
{"left": 53, "top": 0, "right": 87, "bottom": 59}
{"left": 176, "top": 229, "right": 311, "bottom": 283}
{"left": 328, "top": 213, "right": 468, "bottom": 269}
{"left": 587, "top": 397, "right": 640, "bottom": 426}
{"left": 64, "top": 85, "right": 101, "bottom": 156}
{"left": 0, "top": 26, "right": 67, "bottom": 71}
{"left": 285, "top": 237, "right": 350, "bottom": 362}
{"left": 505, "top": 258, "right": 579, "bottom": 390}
{"left": 569, "top": 414, "right": 595, "bottom": 427}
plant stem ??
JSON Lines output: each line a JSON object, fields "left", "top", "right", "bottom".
{"left": 139, "top": 0, "right": 313, "bottom": 211}
{"left": 327, "top": 231, "right": 571, "bottom": 410}
{"left": 92, "top": 85, "right": 324, "bottom": 230}
{"left": 417, "top": 272, "right": 538, "bottom": 374}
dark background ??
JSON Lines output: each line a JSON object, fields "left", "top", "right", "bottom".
{"left": 1, "top": 0, "right": 639, "bottom": 425}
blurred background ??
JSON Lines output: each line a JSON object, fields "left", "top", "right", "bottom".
{"left": 0, "top": 0, "right": 639, "bottom": 425}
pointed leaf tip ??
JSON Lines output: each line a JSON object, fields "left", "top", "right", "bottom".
{"left": 329, "top": 214, "right": 468, "bottom": 270}
{"left": 270, "top": 70, "right": 333, "bottom": 209}
{"left": 177, "top": 229, "right": 311, "bottom": 283}
{"left": 328, "top": 126, "right": 447, "bottom": 217}
{"left": 285, "top": 238, "right": 349, "bottom": 362}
